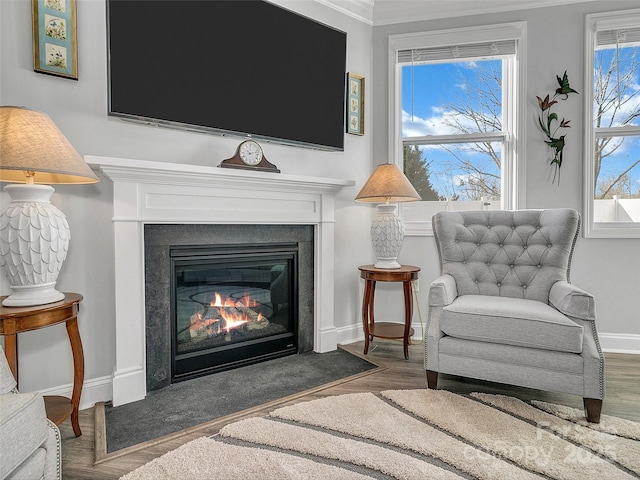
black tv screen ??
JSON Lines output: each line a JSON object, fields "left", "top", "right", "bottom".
{"left": 107, "top": 0, "right": 347, "bottom": 151}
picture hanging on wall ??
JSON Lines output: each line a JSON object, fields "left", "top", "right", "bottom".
{"left": 346, "top": 73, "right": 364, "bottom": 135}
{"left": 32, "top": 0, "right": 78, "bottom": 80}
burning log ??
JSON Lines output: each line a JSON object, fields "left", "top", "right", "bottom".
{"left": 246, "top": 312, "right": 269, "bottom": 330}
{"left": 233, "top": 301, "right": 270, "bottom": 330}
{"left": 204, "top": 306, "right": 221, "bottom": 318}
{"left": 189, "top": 312, "right": 208, "bottom": 339}
{"left": 189, "top": 309, "right": 223, "bottom": 339}
{"left": 188, "top": 292, "right": 271, "bottom": 342}
{"left": 235, "top": 301, "right": 266, "bottom": 321}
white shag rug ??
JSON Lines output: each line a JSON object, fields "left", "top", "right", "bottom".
{"left": 121, "top": 390, "right": 640, "bottom": 480}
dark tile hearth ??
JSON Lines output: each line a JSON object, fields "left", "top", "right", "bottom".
{"left": 104, "top": 348, "right": 377, "bottom": 453}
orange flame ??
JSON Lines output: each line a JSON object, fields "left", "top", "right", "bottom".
{"left": 206, "top": 291, "right": 260, "bottom": 332}
{"left": 221, "top": 315, "right": 248, "bottom": 332}
{"left": 209, "top": 292, "right": 258, "bottom": 308}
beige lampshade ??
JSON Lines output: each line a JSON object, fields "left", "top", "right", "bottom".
{"left": 0, "top": 106, "right": 98, "bottom": 184}
{"left": 355, "top": 163, "right": 421, "bottom": 203}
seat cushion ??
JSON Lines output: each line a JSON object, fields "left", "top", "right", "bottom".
{"left": 438, "top": 337, "right": 586, "bottom": 396}
{"left": 0, "top": 393, "right": 48, "bottom": 479}
{"left": 441, "top": 295, "right": 583, "bottom": 353}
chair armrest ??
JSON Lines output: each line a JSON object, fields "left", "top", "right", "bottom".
{"left": 428, "top": 274, "right": 458, "bottom": 307}
{"left": 549, "top": 281, "right": 596, "bottom": 321}
{"left": 425, "top": 275, "right": 456, "bottom": 371}
{"left": 44, "top": 419, "right": 62, "bottom": 480}
{"left": 1, "top": 346, "right": 18, "bottom": 394}
{"left": 0, "top": 392, "right": 49, "bottom": 479}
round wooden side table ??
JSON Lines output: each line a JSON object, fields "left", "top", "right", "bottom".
{"left": 358, "top": 265, "right": 420, "bottom": 360}
{"left": 0, "top": 293, "right": 84, "bottom": 437}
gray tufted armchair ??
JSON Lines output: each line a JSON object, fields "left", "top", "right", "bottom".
{"left": 425, "top": 208, "right": 604, "bottom": 422}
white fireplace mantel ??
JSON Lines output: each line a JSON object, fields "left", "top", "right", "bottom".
{"left": 88, "top": 155, "right": 355, "bottom": 406}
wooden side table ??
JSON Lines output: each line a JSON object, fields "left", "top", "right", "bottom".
{"left": 359, "top": 265, "right": 420, "bottom": 360}
{"left": 0, "top": 293, "right": 84, "bottom": 437}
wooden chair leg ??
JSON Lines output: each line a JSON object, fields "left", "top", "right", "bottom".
{"left": 584, "top": 398, "right": 602, "bottom": 423}
{"left": 426, "top": 370, "right": 438, "bottom": 389}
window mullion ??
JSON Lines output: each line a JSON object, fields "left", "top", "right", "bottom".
{"left": 595, "top": 125, "right": 640, "bottom": 138}
{"left": 403, "top": 131, "right": 507, "bottom": 145}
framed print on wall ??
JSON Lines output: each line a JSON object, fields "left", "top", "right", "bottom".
{"left": 346, "top": 73, "right": 364, "bottom": 135}
{"left": 32, "top": 0, "right": 78, "bottom": 80}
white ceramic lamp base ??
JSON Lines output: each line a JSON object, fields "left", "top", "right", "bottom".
{"left": 371, "top": 203, "right": 404, "bottom": 269}
{"left": 0, "top": 184, "right": 69, "bottom": 307}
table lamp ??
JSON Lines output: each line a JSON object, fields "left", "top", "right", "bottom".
{"left": 355, "top": 163, "right": 421, "bottom": 269}
{"left": 0, "top": 106, "right": 99, "bottom": 307}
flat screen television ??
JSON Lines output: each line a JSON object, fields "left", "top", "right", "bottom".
{"left": 107, "top": 0, "right": 347, "bottom": 151}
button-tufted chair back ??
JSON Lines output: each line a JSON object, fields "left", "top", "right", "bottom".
{"left": 432, "top": 209, "right": 580, "bottom": 303}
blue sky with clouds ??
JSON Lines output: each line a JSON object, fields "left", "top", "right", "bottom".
{"left": 401, "top": 49, "right": 640, "bottom": 197}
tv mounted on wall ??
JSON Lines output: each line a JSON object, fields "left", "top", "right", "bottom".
{"left": 107, "top": 0, "right": 347, "bottom": 151}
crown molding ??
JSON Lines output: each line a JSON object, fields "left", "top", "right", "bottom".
{"left": 318, "top": 0, "right": 600, "bottom": 26}
{"left": 315, "top": 0, "right": 375, "bottom": 25}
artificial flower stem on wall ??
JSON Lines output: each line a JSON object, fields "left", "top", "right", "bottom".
{"left": 536, "top": 71, "right": 578, "bottom": 185}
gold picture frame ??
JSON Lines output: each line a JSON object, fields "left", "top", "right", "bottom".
{"left": 346, "top": 72, "right": 364, "bottom": 135}
{"left": 32, "top": 0, "right": 78, "bottom": 80}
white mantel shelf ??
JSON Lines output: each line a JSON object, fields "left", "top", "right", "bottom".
{"left": 88, "top": 155, "right": 355, "bottom": 406}
{"left": 89, "top": 156, "right": 354, "bottom": 192}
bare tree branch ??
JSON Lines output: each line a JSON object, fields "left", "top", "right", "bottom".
{"left": 598, "top": 158, "right": 640, "bottom": 199}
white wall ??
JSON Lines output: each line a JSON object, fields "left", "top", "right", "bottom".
{"left": 372, "top": 1, "right": 640, "bottom": 353}
{"left": 2, "top": 0, "right": 639, "bottom": 409}
{"left": 0, "top": 0, "right": 374, "bottom": 407}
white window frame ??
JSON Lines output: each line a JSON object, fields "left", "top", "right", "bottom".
{"left": 584, "top": 10, "right": 640, "bottom": 238}
{"left": 388, "top": 22, "right": 527, "bottom": 236}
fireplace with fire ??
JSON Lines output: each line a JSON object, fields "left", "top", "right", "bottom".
{"left": 144, "top": 224, "right": 314, "bottom": 391}
{"left": 171, "top": 243, "right": 298, "bottom": 382}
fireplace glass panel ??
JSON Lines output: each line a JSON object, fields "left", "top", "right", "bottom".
{"left": 171, "top": 244, "right": 297, "bottom": 381}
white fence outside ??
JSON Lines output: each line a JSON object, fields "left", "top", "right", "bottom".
{"left": 594, "top": 197, "right": 640, "bottom": 222}
{"left": 402, "top": 197, "right": 640, "bottom": 235}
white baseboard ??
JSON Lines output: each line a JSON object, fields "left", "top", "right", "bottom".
{"left": 336, "top": 323, "right": 364, "bottom": 345}
{"left": 337, "top": 321, "right": 425, "bottom": 346}
{"left": 31, "top": 331, "right": 638, "bottom": 411}
{"left": 599, "top": 333, "right": 640, "bottom": 354}
{"left": 36, "top": 374, "right": 113, "bottom": 411}
{"left": 338, "top": 323, "right": 640, "bottom": 355}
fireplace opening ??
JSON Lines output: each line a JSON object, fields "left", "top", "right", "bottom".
{"left": 171, "top": 243, "right": 298, "bottom": 382}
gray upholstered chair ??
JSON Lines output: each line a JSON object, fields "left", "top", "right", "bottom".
{"left": 425, "top": 208, "right": 605, "bottom": 422}
{"left": 0, "top": 346, "right": 61, "bottom": 479}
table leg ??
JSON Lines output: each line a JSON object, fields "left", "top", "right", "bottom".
{"left": 402, "top": 280, "right": 413, "bottom": 360}
{"left": 362, "top": 279, "right": 375, "bottom": 354}
{"left": 3, "top": 330, "right": 18, "bottom": 384}
{"left": 369, "top": 281, "right": 376, "bottom": 328}
{"left": 65, "top": 317, "right": 84, "bottom": 437}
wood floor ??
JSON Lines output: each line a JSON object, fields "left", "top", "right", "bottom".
{"left": 59, "top": 341, "right": 640, "bottom": 479}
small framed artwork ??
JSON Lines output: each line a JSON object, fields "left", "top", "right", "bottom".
{"left": 346, "top": 72, "right": 364, "bottom": 135}
{"left": 32, "top": 0, "right": 78, "bottom": 80}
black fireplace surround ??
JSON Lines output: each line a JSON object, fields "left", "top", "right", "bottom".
{"left": 171, "top": 242, "right": 298, "bottom": 382}
{"left": 144, "top": 224, "right": 314, "bottom": 392}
